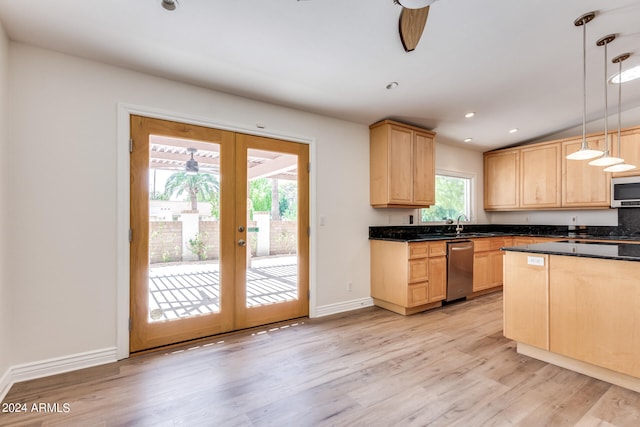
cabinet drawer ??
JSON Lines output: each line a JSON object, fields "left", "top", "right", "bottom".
{"left": 489, "top": 237, "right": 512, "bottom": 251}
{"left": 408, "top": 242, "right": 429, "bottom": 259}
{"left": 407, "top": 283, "right": 429, "bottom": 307}
{"left": 429, "top": 241, "right": 447, "bottom": 257}
{"left": 408, "top": 259, "right": 428, "bottom": 283}
{"left": 474, "top": 238, "right": 492, "bottom": 252}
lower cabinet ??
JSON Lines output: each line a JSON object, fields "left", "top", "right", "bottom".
{"left": 503, "top": 251, "right": 550, "bottom": 350}
{"left": 370, "top": 240, "right": 446, "bottom": 315}
{"left": 472, "top": 237, "right": 513, "bottom": 292}
{"left": 504, "top": 251, "right": 640, "bottom": 380}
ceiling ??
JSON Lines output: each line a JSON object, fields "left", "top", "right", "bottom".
{"left": 1, "top": 0, "right": 639, "bottom": 151}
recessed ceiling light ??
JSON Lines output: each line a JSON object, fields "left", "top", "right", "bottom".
{"left": 464, "top": 112, "right": 475, "bottom": 118}
{"left": 386, "top": 82, "right": 399, "bottom": 90}
{"left": 161, "top": 0, "right": 178, "bottom": 11}
{"left": 610, "top": 64, "right": 640, "bottom": 84}
{"left": 509, "top": 128, "right": 519, "bottom": 134}
{"left": 464, "top": 138, "right": 473, "bottom": 143}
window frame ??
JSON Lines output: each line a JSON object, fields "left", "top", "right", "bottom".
{"left": 419, "top": 169, "right": 476, "bottom": 224}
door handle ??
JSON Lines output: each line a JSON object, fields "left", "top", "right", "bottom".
{"left": 238, "top": 239, "right": 247, "bottom": 247}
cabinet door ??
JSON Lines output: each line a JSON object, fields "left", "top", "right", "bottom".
{"left": 484, "top": 149, "right": 520, "bottom": 210}
{"left": 520, "top": 143, "right": 561, "bottom": 208}
{"left": 503, "top": 251, "right": 549, "bottom": 350}
{"left": 550, "top": 255, "right": 640, "bottom": 377}
{"left": 388, "top": 125, "right": 414, "bottom": 204}
{"left": 562, "top": 136, "right": 610, "bottom": 207}
{"left": 489, "top": 251, "right": 504, "bottom": 287}
{"left": 413, "top": 131, "right": 435, "bottom": 205}
{"left": 611, "top": 127, "right": 640, "bottom": 177}
{"left": 473, "top": 250, "right": 504, "bottom": 291}
{"left": 472, "top": 252, "right": 491, "bottom": 291}
{"left": 428, "top": 257, "right": 446, "bottom": 302}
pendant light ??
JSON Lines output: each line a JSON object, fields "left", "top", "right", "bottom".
{"left": 604, "top": 53, "right": 636, "bottom": 173}
{"left": 589, "top": 34, "right": 624, "bottom": 166}
{"left": 396, "top": 0, "right": 436, "bottom": 9}
{"left": 566, "top": 12, "right": 604, "bottom": 160}
{"left": 185, "top": 147, "right": 199, "bottom": 175}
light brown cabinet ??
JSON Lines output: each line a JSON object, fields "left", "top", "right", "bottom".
{"left": 370, "top": 240, "right": 446, "bottom": 315}
{"left": 504, "top": 250, "right": 640, "bottom": 381}
{"left": 503, "top": 251, "right": 550, "bottom": 350}
{"left": 484, "top": 149, "right": 519, "bottom": 210}
{"left": 484, "top": 128, "right": 626, "bottom": 210}
{"left": 520, "top": 143, "right": 562, "bottom": 209}
{"left": 550, "top": 255, "right": 640, "bottom": 378}
{"left": 370, "top": 120, "right": 435, "bottom": 208}
{"left": 472, "top": 236, "right": 512, "bottom": 292}
{"left": 561, "top": 135, "right": 610, "bottom": 208}
{"left": 611, "top": 127, "right": 640, "bottom": 177}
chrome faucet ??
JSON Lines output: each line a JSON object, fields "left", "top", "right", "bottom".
{"left": 455, "top": 214, "right": 469, "bottom": 235}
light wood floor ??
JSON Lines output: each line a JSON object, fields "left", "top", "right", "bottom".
{"left": 2, "top": 292, "right": 640, "bottom": 426}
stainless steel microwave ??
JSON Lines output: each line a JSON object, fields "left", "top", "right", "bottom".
{"left": 611, "top": 177, "right": 640, "bottom": 208}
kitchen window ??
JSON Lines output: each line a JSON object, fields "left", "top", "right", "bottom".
{"left": 420, "top": 172, "right": 473, "bottom": 223}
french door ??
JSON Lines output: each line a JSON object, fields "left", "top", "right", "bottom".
{"left": 130, "top": 115, "right": 309, "bottom": 353}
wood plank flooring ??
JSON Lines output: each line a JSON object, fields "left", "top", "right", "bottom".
{"left": 2, "top": 292, "right": 640, "bottom": 426}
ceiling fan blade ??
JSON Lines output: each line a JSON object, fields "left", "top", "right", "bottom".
{"left": 399, "top": 5, "right": 430, "bottom": 52}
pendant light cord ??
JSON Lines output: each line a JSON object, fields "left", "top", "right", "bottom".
{"left": 617, "top": 58, "right": 622, "bottom": 155}
{"left": 603, "top": 41, "right": 609, "bottom": 153}
{"left": 582, "top": 21, "right": 587, "bottom": 148}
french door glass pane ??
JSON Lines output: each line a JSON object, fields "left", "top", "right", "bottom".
{"left": 245, "top": 148, "right": 298, "bottom": 308}
{"left": 148, "top": 135, "right": 221, "bottom": 322}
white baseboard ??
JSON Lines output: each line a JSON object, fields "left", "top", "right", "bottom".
{"left": 314, "top": 297, "right": 374, "bottom": 318}
{"left": 0, "top": 366, "right": 11, "bottom": 403}
{"left": 0, "top": 347, "right": 117, "bottom": 402}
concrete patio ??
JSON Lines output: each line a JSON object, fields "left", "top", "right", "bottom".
{"left": 148, "top": 255, "right": 297, "bottom": 321}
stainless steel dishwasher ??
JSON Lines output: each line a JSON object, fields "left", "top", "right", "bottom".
{"left": 446, "top": 240, "right": 474, "bottom": 301}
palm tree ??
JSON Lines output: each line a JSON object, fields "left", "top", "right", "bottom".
{"left": 163, "top": 171, "right": 219, "bottom": 211}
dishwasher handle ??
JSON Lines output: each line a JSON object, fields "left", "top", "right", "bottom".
{"left": 449, "top": 245, "right": 474, "bottom": 251}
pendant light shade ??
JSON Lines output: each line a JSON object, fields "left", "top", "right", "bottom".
{"left": 185, "top": 147, "right": 199, "bottom": 175}
{"left": 396, "top": 0, "right": 435, "bottom": 9}
{"left": 604, "top": 53, "right": 635, "bottom": 173}
{"left": 567, "top": 12, "right": 604, "bottom": 161}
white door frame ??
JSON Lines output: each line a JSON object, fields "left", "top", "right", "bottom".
{"left": 116, "top": 103, "right": 317, "bottom": 360}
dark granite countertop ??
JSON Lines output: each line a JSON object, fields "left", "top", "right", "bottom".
{"left": 502, "top": 240, "right": 640, "bottom": 262}
{"left": 369, "top": 233, "right": 640, "bottom": 243}
{"left": 369, "top": 224, "right": 640, "bottom": 243}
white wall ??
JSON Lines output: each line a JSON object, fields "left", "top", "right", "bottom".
{"left": 368, "top": 143, "right": 488, "bottom": 226}
{"left": 6, "top": 42, "right": 387, "bottom": 366}
{"left": 0, "top": 18, "right": 10, "bottom": 384}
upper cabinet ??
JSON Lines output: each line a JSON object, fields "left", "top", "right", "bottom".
{"left": 484, "top": 149, "right": 519, "bottom": 210}
{"left": 521, "top": 143, "right": 562, "bottom": 209}
{"left": 611, "top": 127, "right": 640, "bottom": 178}
{"left": 561, "top": 135, "right": 610, "bottom": 208}
{"left": 482, "top": 126, "right": 640, "bottom": 211}
{"left": 370, "top": 120, "right": 436, "bottom": 208}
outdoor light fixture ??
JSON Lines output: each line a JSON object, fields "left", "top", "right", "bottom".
{"left": 589, "top": 34, "right": 624, "bottom": 167}
{"left": 185, "top": 148, "right": 199, "bottom": 175}
{"left": 566, "top": 12, "right": 604, "bottom": 161}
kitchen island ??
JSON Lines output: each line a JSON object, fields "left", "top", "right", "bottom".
{"left": 503, "top": 241, "right": 640, "bottom": 392}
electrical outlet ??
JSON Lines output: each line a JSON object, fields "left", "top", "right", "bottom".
{"left": 571, "top": 216, "right": 577, "bottom": 223}
{"left": 347, "top": 282, "right": 353, "bottom": 292}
